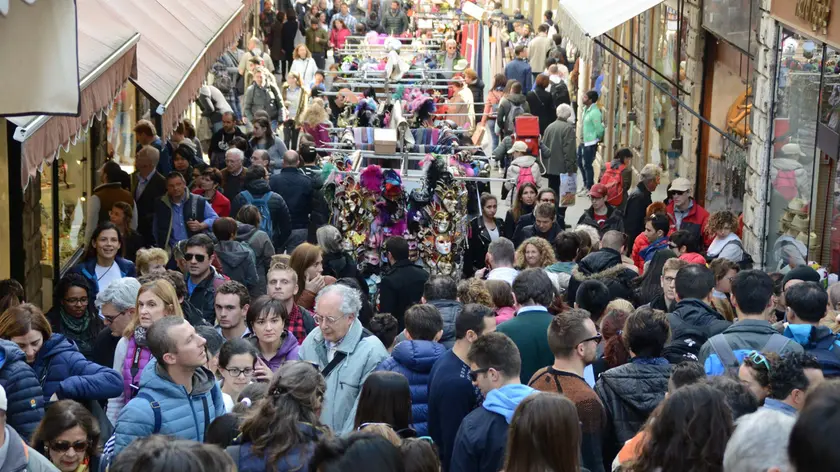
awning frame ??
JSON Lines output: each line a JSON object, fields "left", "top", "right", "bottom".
{"left": 12, "top": 33, "right": 142, "bottom": 143}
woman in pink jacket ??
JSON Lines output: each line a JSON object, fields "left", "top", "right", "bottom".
{"left": 330, "top": 19, "right": 351, "bottom": 52}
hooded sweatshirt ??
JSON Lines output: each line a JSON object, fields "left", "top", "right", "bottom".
{"left": 504, "top": 154, "right": 545, "bottom": 191}
{"left": 450, "top": 383, "right": 536, "bottom": 472}
{"left": 250, "top": 332, "right": 300, "bottom": 372}
{"left": 214, "top": 240, "right": 259, "bottom": 296}
{"left": 784, "top": 324, "right": 840, "bottom": 376}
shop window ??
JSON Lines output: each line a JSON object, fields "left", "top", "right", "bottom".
{"left": 765, "top": 29, "right": 821, "bottom": 271}
{"left": 702, "top": 0, "right": 759, "bottom": 57}
{"left": 107, "top": 83, "right": 137, "bottom": 172}
{"left": 652, "top": 6, "right": 687, "bottom": 176}
{"left": 40, "top": 130, "right": 92, "bottom": 275}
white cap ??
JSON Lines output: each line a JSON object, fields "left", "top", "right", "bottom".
{"left": 508, "top": 141, "right": 529, "bottom": 154}
{"left": 0, "top": 384, "right": 7, "bottom": 412}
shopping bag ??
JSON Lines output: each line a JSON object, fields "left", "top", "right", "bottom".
{"left": 472, "top": 125, "right": 486, "bottom": 146}
{"left": 560, "top": 173, "right": 577, "bottom": 207}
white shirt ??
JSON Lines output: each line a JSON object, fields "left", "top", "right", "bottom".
{"left": 96, "top": 262, "right": 122, "bottom": 297}
{"left": 487, "top": 226, "right": 500, "bottom": 242}
{"left": 487, "top": 267, "right": 519, "bottom": 286}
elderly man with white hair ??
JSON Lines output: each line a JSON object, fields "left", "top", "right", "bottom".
{"left": 723, "top": 409, "right": 795, "bottom": 472}
{"left": 623, "top": 162, "right": 662, "bottom": 244}
{"left": 542, "top": 103, "right": 577, "bottom": 194}
{"left": 93, "top": 277, "right": 141, "bottom": 369}
{"left": 298, "top": 284, "right": 389, "bottom": 433}
{"left": 221, "top": 147, "right": 247, "bottom": 200}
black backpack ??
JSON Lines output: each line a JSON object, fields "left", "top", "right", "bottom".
{"left": 661, "top": 313, "right": 711, "bottom": 364}
{"left": 551, "top": 81, "right": 570, "bottom": 108}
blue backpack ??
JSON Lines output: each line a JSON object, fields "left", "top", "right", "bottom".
{"left": 803, "top": 332, "right": 840, "bottom": 378}
{"left": 704, "top": 333, "right": 792, "bottom": 376}
{"left": 240, "top": 191, "right": 273, "bottom": 236}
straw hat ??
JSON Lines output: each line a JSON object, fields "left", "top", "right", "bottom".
{"left": 786, "top": 198, "right": 808, "bottom": 216}
{"left": 791, "top": 214, "right": 810, "bottom": 232}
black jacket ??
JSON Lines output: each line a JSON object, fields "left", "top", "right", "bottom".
{"left": 269, "top": 167, "right": 313, "bottom": 229}
{"left": 595, "top": 360, "right": 671, "bottom": 464}
{"left": 467, "top": 79, "right": 485, "bottom": 117}
{"left": 567, "top": 248, "right": 637, "bottom": 306}
{"left": 624, "top": 182, "right": 652, "bottom": 245}
{"left": 465, "top": 216, "right": 504, "bottom": 278}
{"left": 577, "top": 205, "right": 625, "bottom": 237}
{"left": 514, "top": 208, "right": 565, "bottom": 234}
{"left": 525, "top": 87, "right": 557, "bottom": 136}
{"left": 427, "top": 299, "right": 463, "bottom": 349}
{"left": 663, "top": 299, "right": 732, "bottom": 363}
{"left": 322, "top": 251, "right": 360, "bottom": 280}
{"left": 503, "top": 203, "right": 534, "bottom": 240}
{"left": 379, "top": 260, "right": 430, "bottom": 331}
{"left": 513, "top": 222, "right": 561, "bottom": 247}
{"left": 131, "top": 171, "right": 167, "bottom": 247}
{"left": 450, "top": 406, "right": 509, "bottom": 472}
{"left": 231, "top": 178, "right": 292, "bottom": 251}
{"left": 187, "top": 270, "right": 227, "bottom": 324}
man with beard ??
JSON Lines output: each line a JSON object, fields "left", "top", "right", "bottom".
{"left": 528, "top": 309, "right": 607, "bottom": 472}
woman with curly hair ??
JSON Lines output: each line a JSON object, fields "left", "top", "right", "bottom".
{"left": 630, "top": 383, "right": 734, "bottom": 472}
{"left": 300, "top": 98, "right": 331, "bottom": 148}
{"left": 631, "top": 202, "right": 669, "bottom": 271}
{"left": 226, "top": 361, "right": 328, "bottom": 470}
{"left": 456, "top": 278, "right": 494, "bottom": 308}
{"left": 514, "top": 237, "right": 556, "bottom": 269}
{"left": 706, "top": 210, "right": 745, "bottom": 264}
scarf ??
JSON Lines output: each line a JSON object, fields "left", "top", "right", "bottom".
{"left": 60, "top": 308, "right": 94, "bottom": 356}
{"left": 134, "top": 326, "right": 149, "bottom": 347}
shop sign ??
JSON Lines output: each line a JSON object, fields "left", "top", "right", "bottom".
{"left": 796, "top": 0, "right": 831, "bottom": 35}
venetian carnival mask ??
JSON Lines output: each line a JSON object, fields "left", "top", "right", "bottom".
{"left": 405, "top": 232, "right": 419, "bottom": 261}
{"left": 364, "top": 250, "right": 381, "bottom": 266}
{"left": 432, "top": 210, "right": 452, "bottom": 233}
{"left": 437, "top": 258, "right": 454, "bottom": 276}
{"left": 435, "top": 234, "right": 452, "bottom": 255}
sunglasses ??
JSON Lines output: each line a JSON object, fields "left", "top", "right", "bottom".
{"left": 49, "top": 440, "right": 89, "bottom": 453}
{"left": 578, "top": 333, "right": 603, "bottom": 345}
{"left": 185, "top": 253, "right": 207, "bottom": 262}
{"left": 669, "top": 190, "right": 687, "bottom": 196}
{"left": 747, "top": 350, "right": 771, "bottom": 372}
{"left": 469, "top": 367, "right": 490, "bottom": 382}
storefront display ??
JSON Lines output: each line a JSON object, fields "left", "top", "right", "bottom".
{"left": 652, "top": 6, "right": 687, "bottom": 176}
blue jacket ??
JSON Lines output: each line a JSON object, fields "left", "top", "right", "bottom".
{"left": 68, "top": 257, "right": 136, "bottom": 309}
{"left": 0, "top": 340, "right": 44, "bottom": 441}
{"left": 113, "top": 358, "right": 225, "bottom": 454}
{"left": 450, "top": 384, "right": 536, "bottom": 472}
{"left": 504, "top": 58, "right": 533, "bottom": 92}
{"left": 376, "top": 340, "right": 446, "bottom": 436}
{"left": 226, "top": 423, "right": 324, "bottom": 472}
{"left": 269, "top": 167, "right": 314, "bottom": 229}
{"left": 32, "top": 334, "right": 122, "bottom": 403}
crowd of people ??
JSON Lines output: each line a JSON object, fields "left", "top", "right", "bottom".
{"left": 5, "top": 1, "right": 840, "bottom": 472}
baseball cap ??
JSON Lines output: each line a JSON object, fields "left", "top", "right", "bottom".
{"left": 507, "top": 141, "right": 529, "bottom": 154}
{"left": 670, "top": 177, "right": 692, "bottom": 193}
{"left": 589, "top": 184, "right": 607, "bottom": 199}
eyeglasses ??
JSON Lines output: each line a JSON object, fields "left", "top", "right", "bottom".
{"left": 185, "top": 253, "right": 207, "bottom": 262}
{"left": 224, "top": 367, "right": 255, "bottom": 377}
{"left": 578, "top": 333, "right": 603, "bottom": 345}
{"left": 747, "top": 351, "right": 771, "bottom": 372}
{"left": 102, "top": 311, "right": 126, "bottom": 324}
{"left": 63, "top": 297, "right": 89, "bottom": 306}
{"left": 49, "top": 440, "right": 89, "bottom": 453}
{"left": 469, "top": 367, "right": 490, "bottom": 382}
{"left": 314, "top": 313, "right": 348, "bottom": 325}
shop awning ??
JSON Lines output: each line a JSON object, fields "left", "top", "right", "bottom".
{"left": 0, "top": 0, "right": 38, "bottom": 17}
{"left": 100, "top": 0, "right": 245, "bottom": 139}
{"left": 557, "top": 0, "right": 664, "bottom": 60}
{"left": 0, "top": 0, "right": 79, "bottom": 116}
{"left": 8, "top": 0, "right": 139, "bottom": 186}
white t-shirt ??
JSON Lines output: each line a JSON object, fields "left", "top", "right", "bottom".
{"left": 487, "top": 226, "right": 500, "bottom": 242}
{"left": 96, "top": 263, "right": 122, "bottom": 298}
{"left": 223, "top": 392, "right": 234, "bottom": 413}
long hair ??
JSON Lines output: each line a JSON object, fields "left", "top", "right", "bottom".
{"left": 289, "top": 243, "right": 323, "bottom": 297}
{"left": 510, "top": 182, "right": 537, "bottom": 221}
{"left": 0, "top": 279, "right": 24, "bottom": 315}
{"left": 0, "top": 303, "right": 52, "bottom": 341}
{"left": 353, "top": 371, "right": 412, "bottom": 432}
{"left": 32, "top": 400, "right": 100, "bottom": 460}
{"left": 123, "top": 279, "right": 183, "bottom": 338}
{"left": 239, "top": 361, "right": 328, "bottom": 465}
{"left": 632, "top": 383, "right": 734, "bottom": 472}
{"left": 634, "top": 249, "right": 677, "bottom": 302}
{"left": 301, "top": 98, "right": 330, "bottom": 127}
{"left": 601, "top": 308, "right": 631, "bottom": 369}
{"left": 503, "top": 393, "right": 580, "bottom": 472}
{"left": 514, "top": 237, "right": 556, "bottom": 269}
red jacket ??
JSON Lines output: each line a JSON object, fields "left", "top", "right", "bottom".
{"left": 192, "top": 188, "right": 231, "bottom": 217}
{"left": 667, "top": 199, "right": 711, "bottom": 249}
{"left": 631, "top": 233, "right": 649, "bottom": 273}
{"left": 330, "top": 28, "right": 351, "bottom": 49}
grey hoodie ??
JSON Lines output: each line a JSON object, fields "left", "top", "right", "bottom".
{"left": 215, "top": 240, "right": 259, "bottom": 297}
{"left": 235, "top": 223, "right": 274, "bottom": 296}
{"left": 0, "top": 426, "right": 58, "bottom": 472}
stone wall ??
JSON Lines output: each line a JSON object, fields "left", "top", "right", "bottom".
{"left": 742, "top": 0, "right": 777, "bottom": 266}
{"left": 22, "top": 175, "right": 42, "bottom": 306}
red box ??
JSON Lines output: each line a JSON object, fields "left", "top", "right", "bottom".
{"left": 514, "top": 115, "right": 539, "bottom": 137}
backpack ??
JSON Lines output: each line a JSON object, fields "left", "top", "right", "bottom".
{"left": 705, "top": 333, "right": 791, "bottom": 376}
{"left": 707, "top": 239, "right": 755, "bottom": 270}
{"left": 212, "top": 64, "right": 233, "bottom": 95}
{"left": 240, "top": 191, "right": 274, "bottom": 236}
{"left": 804, "top": 332, "right": 840, "bottom": 378}
{"left": 551, "top": 80, "right": 570, "bottom": 107}
{"left": 661, "top": 313, "right": 711, "bottom": 364}
{"left": 516, "top": 165, "right": 537, "bottom": 189}
{"left": 599, "top": 162, "right": 625, "bottom": 206}
{"left": 504, "top": 102, "right": 525, "bottom": 136}
{"left": 773, "top": 169, "right": 798, "bottom": 199}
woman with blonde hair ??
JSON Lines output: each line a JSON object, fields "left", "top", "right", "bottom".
{"left": 514, "top": 237, "right": 556, "bottom": 269}
{"left": 135, "top": 248, "right": 169, "bottom": 277}
{"left": 457, "top": 278, "right": 494, "bottom": 308}
{"left": 300, "top": 98, "right": 331, "bottom": 148}
{"left": 289, "top": 243, "right": 336, "bottom": 310}
{"left": 105, "top": 279, "right": 183, "bottom": 424}
{"left": 281, "top": 71, "right": 309, "bottom": 149}
{"left": 290, "top": 44, "right": 317, "bottom": 91}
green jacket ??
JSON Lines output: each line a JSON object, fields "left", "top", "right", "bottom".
{"left": 306, "top": 27, "right": 329, "bottom": 54}
{"left": 582, "top": 104, "right": 605, "bottom": 144}
{"left": 496, "top": 307, "right": 555, "bottom": 384}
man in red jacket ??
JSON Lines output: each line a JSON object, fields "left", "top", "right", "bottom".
{"left": 666, "top": 178, "right": 711, "bottom": 249}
